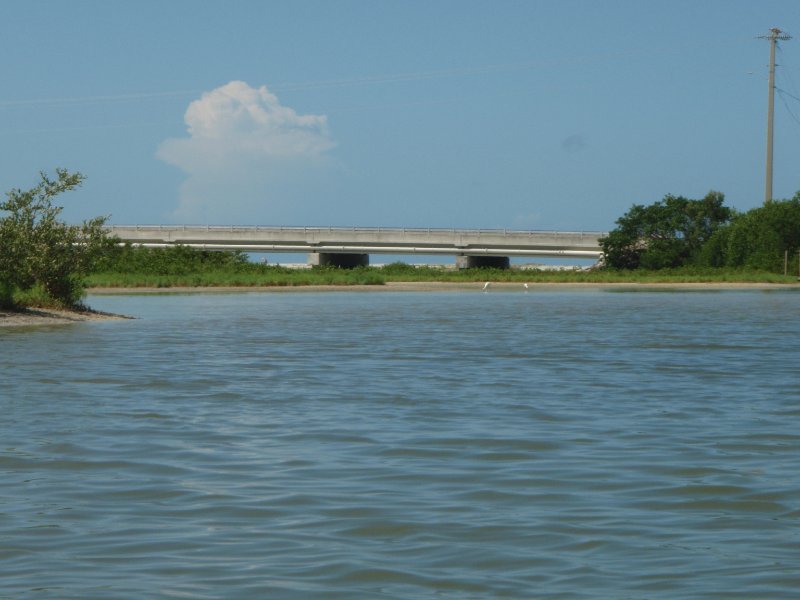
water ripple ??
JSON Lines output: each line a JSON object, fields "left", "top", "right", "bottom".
{"left": 1, "top": 290, "right": 799, "bottom": 598}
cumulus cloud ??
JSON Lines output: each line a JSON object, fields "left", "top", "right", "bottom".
{"left": 157, "top": 81, "right": 335, "bottom": 223}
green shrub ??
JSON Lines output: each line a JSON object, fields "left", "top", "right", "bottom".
{"left": 0, "top": 170, "right": 112, "bottom": 308}
{"left": 722, "top": 195, "right": 800, "bottom": 271}
{"left": 96, "top": 244, "right": 251, "bottom": 275}
{"left": 0, "top": 280, "right": 14, "bottom": 309}
{"left": 600, "top": 191, "right": 733, "bottom": 270}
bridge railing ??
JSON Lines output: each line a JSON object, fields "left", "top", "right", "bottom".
{"left": 108, "top": 225, "right": 607, "bottom": 237}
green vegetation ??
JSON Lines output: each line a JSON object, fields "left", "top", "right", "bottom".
{"left": 85, "top": 267, "right": 384, "bottom": 288}
{"left": 699, "top": 193, "right": 800, "bottom": 271}
{"left": 84, "top": 248, "right": 798, "bottom": 289}
{"left": 95, "top": 243, "right": 251, "bottom": 275}
{"left": 88, "top": 245, "right": 384, "bottom": 287}
{"left": 374, "top": 262, "right": 793, "bottom": 284}
{"left": 599, "top": 191, "right": 733, "bottom": 269}
{"left": 0, "top": 170, "right": 112, "bottom": 309}
{"left": 601, "top": 190, "right": 800, "bottom": 275}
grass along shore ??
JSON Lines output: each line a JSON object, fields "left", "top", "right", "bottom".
{"left": 83, "top": 264, "right": 800, "bottom": 289}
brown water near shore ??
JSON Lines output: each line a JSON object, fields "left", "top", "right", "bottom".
{"left": 87, "top": 281, "right": 799, "bottom": 294}
{"left": 3, "top": 281, "right": 796, "bottom": 326}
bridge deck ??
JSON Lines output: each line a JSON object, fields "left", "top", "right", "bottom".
{"left": 107, "top": 225, "right": 606, "bottom": 258}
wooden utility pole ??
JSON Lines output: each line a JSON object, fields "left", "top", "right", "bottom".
{"left": 759, "top": 28, "right": 792, "bottom": 203}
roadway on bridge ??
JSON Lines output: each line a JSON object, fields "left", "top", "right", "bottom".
{"left": 107, "top": 225, "right": 606, "bottom": 259}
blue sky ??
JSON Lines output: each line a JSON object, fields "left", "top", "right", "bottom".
{"left": 1, "top": 0, "right": 798, "bottom": 232}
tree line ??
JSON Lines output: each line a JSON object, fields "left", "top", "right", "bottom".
{"left": 599, "top": 190, "right": 800, "bottom": 272}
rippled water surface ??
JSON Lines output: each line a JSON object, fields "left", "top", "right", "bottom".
{"left": 2, "top": 288, "right": 800, "bottom": 599}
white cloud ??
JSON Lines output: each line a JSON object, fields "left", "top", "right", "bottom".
{"left": 157, "top": 81, "right": 335, "bottom": 223}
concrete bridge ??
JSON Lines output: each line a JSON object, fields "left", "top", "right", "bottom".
{"left": 106, "top": 225, "right": 606, "bottom": 268}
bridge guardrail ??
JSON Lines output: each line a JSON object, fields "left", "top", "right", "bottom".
{"left": 108, "top": 225, "right": 607, "bottom": 237}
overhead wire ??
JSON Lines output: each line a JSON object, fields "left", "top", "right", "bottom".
{"left": 0, "top": 35, "right": 796, "bottom": 137}
{"left": 777, "top": 45, "right": 800, "bottom": 101}
{"left": 776, "top": 45, "right": 800, "bottom": 131}
{"left": 776, "top": 87, "right": 800, "bottom": 103}
{"left": 0, "top": 57, "right": 607, "bottom": 109}
{"left": 0, "top": 90, "right": 200, "bottom": 109}
{"left": 0, "top": 36, "right": 756, "bottom": 111}
{"left": 777, "top": 89, "right": 800, "bottom": 129}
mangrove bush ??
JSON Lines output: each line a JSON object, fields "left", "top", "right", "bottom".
{"left": 600, "top": 191, "right": 733, "bottom": 270}
{"left": 0, "top": 170, "right": 112, "bottom": 308}
{"left": 700, "top": 193, "right": 800, "bottom": 271}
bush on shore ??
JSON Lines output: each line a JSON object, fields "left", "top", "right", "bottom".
{"left": 95, "top": 243, "right": 253, "bottom": 275}
{"left": 599, "top": 191, "right": 733, "bottom": 270}
{"left": 601, "top": 191, "right": 800, "bottom": 274}
{"left": 699, "top": 193, "right": 800, "bottom": 271}
{"left": 0, "top": 170, "right": 112, "bottom": 309}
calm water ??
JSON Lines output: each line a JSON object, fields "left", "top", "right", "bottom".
{"left": 1, "top": 288, "right": 799, "bottom": 599}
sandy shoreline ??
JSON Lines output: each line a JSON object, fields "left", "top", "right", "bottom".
{"left": 0, "top": 307, "right": 130, "bottom": 328}
{"left": 86, "top": 281, "right": 800, "bottom": 294}
{"left": 3, "top": 281, "right": 796, "bottom": 327}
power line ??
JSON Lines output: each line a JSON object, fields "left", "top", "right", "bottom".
{"left": 777, "top": 45, "right": 800, "bottom": 106}
{"left": 776, "top": 86, "right": 800, "bottom": 104}
{"left": 773, "top": 43, "right": 800, "bottom": 134}
{"left": 0, "top": 90, "right": 199, "bottom": 109}
{"left": 0, "top": 36, "right": 771, "bottom": 110}
{"left": 0, "top": 56, "right": 615, "bottom": 108}
{"left": 777, "top": 90, "right": 800, "bottom": 129}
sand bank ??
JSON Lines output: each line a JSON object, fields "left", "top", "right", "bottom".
{"left": 0, "top": 307, "right": 130, "bottom": 328}
{"left": 86, "top": 281, "right": 800, "bottom": 295}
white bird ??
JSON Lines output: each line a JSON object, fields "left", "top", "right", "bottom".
{"left": 482, "top": 282, "right": 491, "bottom": 292}
{"left": 523, "top": 283, "right": 529, "bottom": 291}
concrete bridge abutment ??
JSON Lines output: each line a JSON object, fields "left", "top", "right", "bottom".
{"left": 308, "top": 252, "right": 369, "bottom": 268}
{"left": 456, "top": 255, "right": 511, "bottom": 269}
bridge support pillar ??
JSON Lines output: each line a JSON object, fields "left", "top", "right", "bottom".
{"left": 308, "top": 252, "right": 369, "bottom": 268}
{"left": 456, "top": 255, "right": 510, "bottom": 269}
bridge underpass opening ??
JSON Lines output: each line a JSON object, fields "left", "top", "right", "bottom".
{"left": 308, "top": 252, "right": 369, "bottom": 268}
{"left": 307, "top": 252, "right": 513, "bottom": 269}
{"left": 252, "top": 252, "right": 598, "bottom": 270}
{"left": 455, "top": 255, "right": 511, "bottom": 269}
